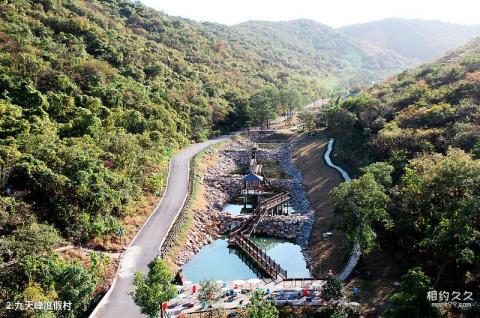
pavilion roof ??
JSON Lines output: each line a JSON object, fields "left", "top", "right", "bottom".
{"left": 242, "top": 173, "right": 264, "bottom": 183}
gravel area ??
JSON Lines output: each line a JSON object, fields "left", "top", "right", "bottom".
{"left": 169, "top": 133, "right": 316, "bottom": 275}
{"left": 278, "top": 143, "right": 315, "bottom": 265}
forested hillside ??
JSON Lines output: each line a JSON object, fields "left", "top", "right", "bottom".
{"left": 234, "top": 19, "right": 410, "bottom": 86}
{"left": 340, "top": 18, "right": 480, "bottom": 62}
{"left": 321, "top": 38, "right": 480, "bottom": 315}
{"left": 0, "top": 0, "right": 422, "bottom": 316}
{"left": 0, "top": 0, "right": 325, "bottom": 316}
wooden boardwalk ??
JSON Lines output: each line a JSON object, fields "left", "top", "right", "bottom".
{"left": 228, "top": 192, "right": 291, "bottom": 280}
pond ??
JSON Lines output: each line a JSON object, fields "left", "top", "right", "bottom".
{"left": 221, "top": 203, "right": 253, "bottom": 216}
{"left": 221, "top": 203, "right": 293, "bottom": 216}
{"left": 181, "top": 236, "right": 310, "bottom": 283}
{"left": 250, "top": 236, "right": 310, "bottom": 278}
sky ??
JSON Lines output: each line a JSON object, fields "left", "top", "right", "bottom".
{"left": 140, "top": 0, "right": 480, "bottom": 28}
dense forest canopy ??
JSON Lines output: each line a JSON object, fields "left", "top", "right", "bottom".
{"left": 321, "top": 38, "right": 480, "bottom": 315}
{"left": 0, "top": 0, "right": 454, "bottom": 316}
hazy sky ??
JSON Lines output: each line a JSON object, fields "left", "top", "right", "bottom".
{"left": 140, "top": 0, "right": 480, "bottom": 27}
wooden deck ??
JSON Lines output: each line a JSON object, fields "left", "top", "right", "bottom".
{"left": 228, "top": 192, "right": 291, "bottom": 280}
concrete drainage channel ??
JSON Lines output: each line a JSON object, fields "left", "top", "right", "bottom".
{"left": 323, "top": 138, "right": 362, "bottom": 282}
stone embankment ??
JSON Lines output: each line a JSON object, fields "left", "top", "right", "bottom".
{"left": 171, "top": 138, "right": 253, "bottom": 266}
{"left": 218, "top": 213, "right": 309, "bottom": 239}
{"left": 170, "top": 132, "right": 315, "bottom": 271}
{"left": 278, "top": 143, "right": 315, "bottom": 266}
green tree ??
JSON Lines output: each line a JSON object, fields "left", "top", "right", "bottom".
{"left": 131, "top": 258, "right": 177, "bottom": 318}
{"left": 280, "top": 85, "right": 303, "bottom": 120}
{"left": 298, "top": 110, "right": 316, "bottom": 131}
{"left": 360, "top": 162, "right": 394, "bottom": 189}
{"left": 331, "top": 172, "right": 392, "bottom": 253}
{"left": 325, "top": 107, "right": 357, "bottom": 138}
{"left": 197, "top": 279, "right": 221, "bottom": 309}
{"left": 0, "top": 195, "right": 31, "bottom": 229}
{"left": 56, "top": 260, "right": 97, "bottom": 317}
{"left": 22, "top": 282, "right": 57, "bottom": 318}
{"left": 384, "top": 267, "right": 440, "bottom": 318}
{"left": 0, "top": 101, "right": 30, "bottom": 139}
{"left": 249, "top": 87, "right": 280, "bottom": 129}
{"left": 242, "top": 290, "right": 279, "bottom": 318}
{"left": 89, "top": 251, "right": 110, "bottom": 284}
{"left": 0, "top": 222, "right": 64, "bottom": 261}
{"left": 395, "top": 149, "right": 480, "bottom": 284}
{"left": 321, "top": 272, "right": 343, "bottom": 301}
{"left": 20, "top": 253, "right": 96, "bottom": 317}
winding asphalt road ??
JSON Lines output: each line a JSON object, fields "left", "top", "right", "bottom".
{"left": 91, "top": 137, "right": 227, "bottom": 318}
{"left": 91, "top": 100, "right": 324, "bottom": 317}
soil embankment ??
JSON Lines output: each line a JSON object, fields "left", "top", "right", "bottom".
{"left": 293, "top": 132, "right": 403, "bottom": 313}
{"left": 291, "top": 133, "right": 347, "bottom": 277}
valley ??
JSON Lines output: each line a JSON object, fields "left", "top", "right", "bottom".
{"left": 1, "top": 0, "right": 480, "bottom": 317}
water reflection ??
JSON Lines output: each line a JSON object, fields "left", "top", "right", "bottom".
{"left": 182, "top": 237, "right": 310, "bottom": 282}
{"left": 221, "top": 204, "right": 253, "bottom": 216}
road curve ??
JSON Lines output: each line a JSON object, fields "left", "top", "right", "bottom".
{"left": 91, "top": 137, "right": 227, "bottom": 318}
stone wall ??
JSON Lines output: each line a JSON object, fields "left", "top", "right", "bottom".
{"left": 169, "top": 138, "right": 256, "bottom": 267}
{"left": 217, "top": 213, "right": 309, "bottom": 241}
{"left": 255, "top": 215, "right": 309, "bottom": 240}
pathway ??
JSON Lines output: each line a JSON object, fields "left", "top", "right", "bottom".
{"left": 90, "top": 137, "right": 228, "bottom": 318}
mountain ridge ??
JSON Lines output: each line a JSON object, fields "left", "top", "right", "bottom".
{"left": 339, "top": 18, "right": 480, "bottom": 62}
{"left": 233, "top": 19, "right": 411, "bottom": 85}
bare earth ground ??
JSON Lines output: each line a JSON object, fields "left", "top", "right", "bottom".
{"left": 344, "top": 248, "right": 402, "bottom": 315}
{"left": 290, "top": 132, "right": 347, "bottom": 277}
{"left": 290, "top": 130, "right": 403, "bottom": 314}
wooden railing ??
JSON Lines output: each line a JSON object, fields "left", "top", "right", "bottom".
{"left": 257, "top": 192, "right": 290, "bottom": 212}
{"left": 229, "top": 191, "right": 291, "bottom": 280}
{"left": 232, "top": 234, "right": 287, "bottom": 279}
{"left": 231, "top": 191, "right": 291, "bottom": 237}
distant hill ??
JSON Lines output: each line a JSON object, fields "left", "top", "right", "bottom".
{"left": 322, "top": 38, "right": 480, "bottom": 311}
{"left": 0, "top": 2, "right": 412, "bottom": 316}
{"left": 339, "top": 18, "right": 480, "bottom": 62}
{"left": 233, "top": 19, "right": 411, "bottom": 85}
{"left": 326, "top": 36, "right": 480, "bottom": 171}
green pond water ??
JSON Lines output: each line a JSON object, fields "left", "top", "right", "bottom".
{"left": 182, "top": 236, "right": 310, "bottom": 283}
